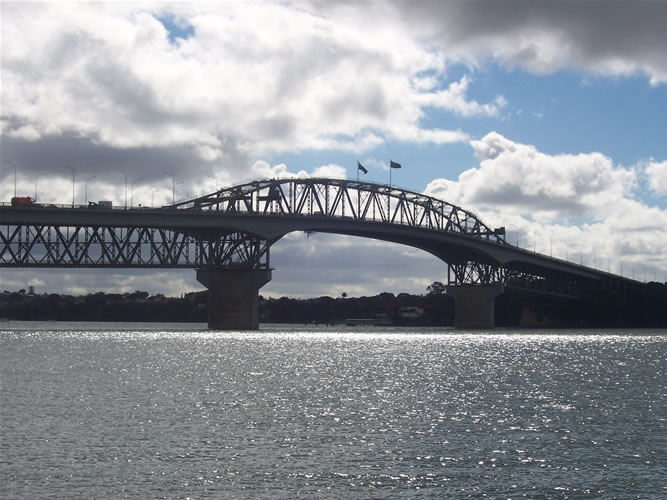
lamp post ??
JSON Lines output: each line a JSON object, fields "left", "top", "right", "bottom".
{"left": 116, "top": 169, "right": 128, "bottom": 208}
{"left": 35, "top": 173, "right": 48, "bottom": 201}
{"left": 3, "top": 160, "right": 17, "bottom": 198}
{"left": 85, "top": 176, "right": 96, "bottom": 205}
{"left": 62, "top": 164, "right": 75, "bottom": 206}
{"left": 176, "top": 180, "right": 184, "bottom": 203}
{"left": 165, "top": 172, "right": 175, "bottom": 205}
{"left": 131, "top": 179, "right": 143, "bottom": 207}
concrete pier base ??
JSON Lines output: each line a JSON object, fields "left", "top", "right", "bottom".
{"left": 448, "top": 284, "right": 503, "bottom": 329}
{"left": 196, "top": 268, "right": 272, "bottom": 330}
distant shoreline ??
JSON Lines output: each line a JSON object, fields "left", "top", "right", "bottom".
{"left": 2, "top": 284, "right": 666, "bottom": 328}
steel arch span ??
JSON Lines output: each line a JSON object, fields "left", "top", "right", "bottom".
{"left": 175, "top": 177, "right": 514, "bottom": 286}
{"left": 178, "top": 177, "right": 506, "bottom": 242}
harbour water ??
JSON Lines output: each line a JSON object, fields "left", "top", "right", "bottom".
{"left": 1, "top": 322, "right": 665, "bottom": 498}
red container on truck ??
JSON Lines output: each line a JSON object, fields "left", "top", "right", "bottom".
{"left": 11, "top": 196, "right": 34, "bottom": 206}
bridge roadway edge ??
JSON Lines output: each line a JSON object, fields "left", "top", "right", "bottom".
{"left": 0, "top": 205, "right": 609, "bottom": 279}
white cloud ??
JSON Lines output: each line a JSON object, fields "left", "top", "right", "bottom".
{"left": 417, "top": 76, "right": 507, "bottom": 117}
{"left": 1, "top": 2, "right": 497, "bottom": 164}
{"left": 436, "top": 131, "right": 637, "bottom": 220}
{"left": 312, "top": 164, "right": 347, "bottom": 179}
{"left": 646, "top": 160, "right": 667, "bottom": 195}
{"left": 424, "top": 133, "right": 666, "bottom": 277}
{"left": 1, "top": 269, "right": 204, "bottom": 297}
{"left": 266, "top": 232, "right": 446, "bottom": 298}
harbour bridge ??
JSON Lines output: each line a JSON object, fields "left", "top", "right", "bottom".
{"left": 0, "top": 178, "right": 639, "bottom": 329}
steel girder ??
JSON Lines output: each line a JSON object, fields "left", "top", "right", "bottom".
{"left": 0, "top": 224, "right": 271, "bottom": 270}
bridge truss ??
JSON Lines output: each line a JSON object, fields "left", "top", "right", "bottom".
{"left": 0, "top": 178, "right": 621, "bottom": 295}
{"left": 179, "top": 178, "right": 508, "bottom": 242}
{"left": 0, "top": 225, "right": 271, "bottom": 270}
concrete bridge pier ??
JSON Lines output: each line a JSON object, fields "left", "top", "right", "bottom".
{"left": 448, "top": 284, "right": 503, "bottom": 329}
{"left": 196, "top": 268, "right": 272, "bottom": 330}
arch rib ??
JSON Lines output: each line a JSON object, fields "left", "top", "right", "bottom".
{"left": 176, "top": 178, "right": 507, "bottom": 246}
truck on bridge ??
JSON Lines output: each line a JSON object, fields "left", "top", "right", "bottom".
{"left": 11, "top": 197, "right": 35, "bottom": 207}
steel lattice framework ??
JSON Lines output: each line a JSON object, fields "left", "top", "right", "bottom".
{"left": 0, "top": 225, "right": 270, "bottom": 269}
{"left": 178, "top": 178, "right": 508, "bottom": 242}
{"left": 1, "top": 177, "right": 634, "bottom": 294}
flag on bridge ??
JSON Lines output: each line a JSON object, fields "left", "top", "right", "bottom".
{"left": 357, "top": 162, "right": 368, "bottom": 174}
{"left": 389, "top": 159, "right": 402, "bottom": 186}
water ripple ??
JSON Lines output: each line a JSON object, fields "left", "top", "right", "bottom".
{"left": 1, "top": 323, "right": 665, "bottom": 498}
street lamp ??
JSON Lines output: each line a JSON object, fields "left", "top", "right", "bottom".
{"left": 62, "top": 164, "right": 75, "bottom": 206}
{"left": 131, "top": 179, "right": 143, "bottom": 207}
{"left": 164, "top": 171, "right": 175, "bottom": 205}
{"left": 3, "top": 160, "right": 17, "bottom": 198}
{"left": 176, "top": 180, "right": 184, "bottom": 203}
{"left": 35, "top": 173, "right": 48, "bottom": 201}
{"left": 116, "top": 169, "right": 128, "bottom": 208}
{"left": 85, "top": 176, "right": 96, "bottom": 204}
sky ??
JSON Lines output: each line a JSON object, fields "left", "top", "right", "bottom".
{"left": 1, "top": 1, "right": 666, "bottom": 298}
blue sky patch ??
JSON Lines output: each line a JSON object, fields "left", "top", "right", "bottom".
{"left": 156, "top": 14, "right": 194, "bottom": 44}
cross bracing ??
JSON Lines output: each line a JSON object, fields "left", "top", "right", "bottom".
{"left": 0, "top": 225, "right": 270, "bottom": 269}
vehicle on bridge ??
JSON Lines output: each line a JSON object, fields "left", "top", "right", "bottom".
{"left": 11, "top": 196, "right": 35, "bottom": 207}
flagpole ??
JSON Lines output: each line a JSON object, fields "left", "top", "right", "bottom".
{"left": 387, "top": 159, "right": 391, "bottom": 217}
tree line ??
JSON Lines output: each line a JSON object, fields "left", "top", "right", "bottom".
{"left": 1, "top": 281, "right": 665, "bottom": 327}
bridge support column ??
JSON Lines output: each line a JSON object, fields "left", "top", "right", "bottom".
{"left": 448, "top": 284, "right": 503, "bottom": 329}
{"left": 197, "top": 269, "right": 272, "bottom": 330}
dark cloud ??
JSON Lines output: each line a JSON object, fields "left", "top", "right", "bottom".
{"left": 0, "top": 133, "right": 247, "bottom": 187}
{"left": 399, "top": 1, "right": 667, "bottom": 82}
{"left": 250, "top": 115, "right": 298, "bottom": 142}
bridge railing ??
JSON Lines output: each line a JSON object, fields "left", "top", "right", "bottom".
{"left": 0, "top": 201, "right": 170, "bottom": 210}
